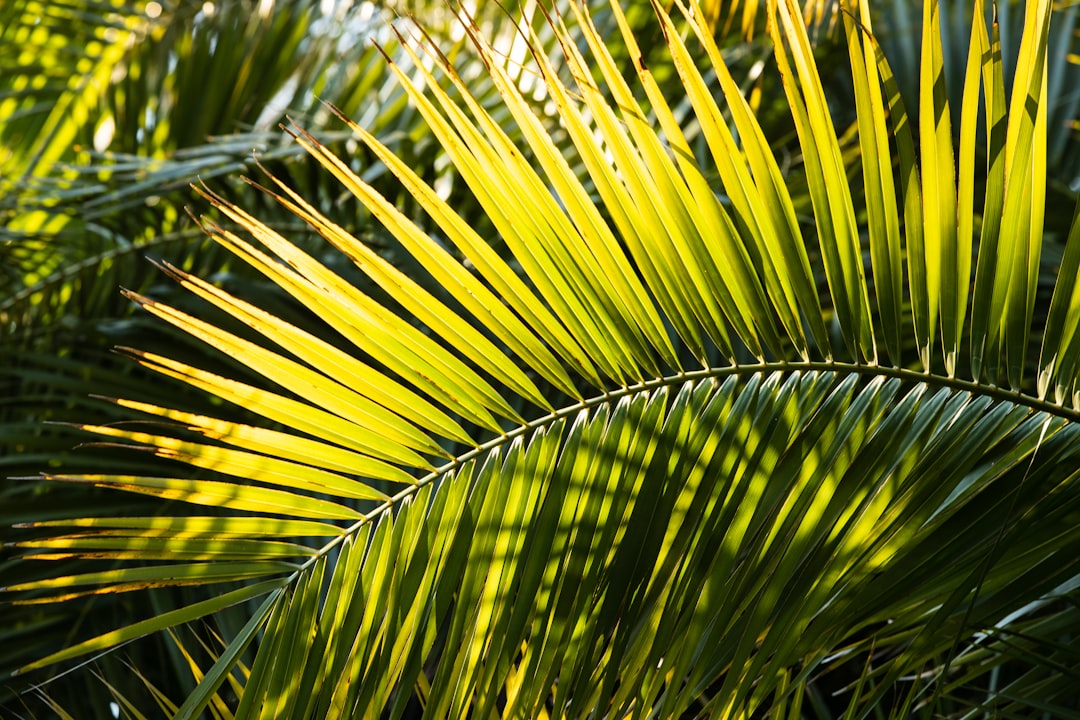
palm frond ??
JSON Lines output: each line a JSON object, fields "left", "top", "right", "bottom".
{"left": 873, "top": 0, "right": 1080, "bottom": 212}
{"left": 6, "top": 0, "right": 1080, "bottom": 716}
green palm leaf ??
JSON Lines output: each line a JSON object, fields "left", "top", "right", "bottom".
{"left": 7, "top": 0, "right": 1080, "bottom": 716}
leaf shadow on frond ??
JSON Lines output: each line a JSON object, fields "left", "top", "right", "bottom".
{"left": 6, "top": 0, "right": 1080, "bottom": 717}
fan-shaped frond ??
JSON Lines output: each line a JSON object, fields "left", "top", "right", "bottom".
{"left": 7, "top": 0, "right": 1080, "bottom": 716}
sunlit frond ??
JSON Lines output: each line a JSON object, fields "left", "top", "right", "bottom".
{"left": 7, "top": 0, "right": 1080, "bottom": 716}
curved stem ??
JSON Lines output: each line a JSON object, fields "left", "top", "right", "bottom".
{"left": 301, "top": 360, "right": 1079, "bottom": 571}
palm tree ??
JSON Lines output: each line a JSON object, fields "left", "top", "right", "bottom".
{"left": 5, "top": 0, "right": 1080, "bottom": 716}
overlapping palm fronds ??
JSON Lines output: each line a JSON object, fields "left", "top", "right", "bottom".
{"left": 5, "top": 0, "right": 1080, "bottom": 716}
{"left": 1, "top": 1, "right": 586, "bottom": 706}
{"left": 873, "top": 0, "right": 1080, "bottom": 232}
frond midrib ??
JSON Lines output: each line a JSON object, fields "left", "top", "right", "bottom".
{"left": 299, "top": 358, "right": 1076, "bottom": 571}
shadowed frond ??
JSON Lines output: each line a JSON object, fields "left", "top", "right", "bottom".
{"left": 7, "top": 0, "right": 1080, "bottom": 716}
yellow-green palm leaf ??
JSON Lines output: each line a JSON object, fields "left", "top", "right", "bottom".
{"left": 9, "top": 0, "right": 1080, "bottom": 716}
